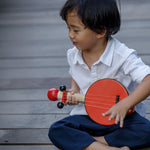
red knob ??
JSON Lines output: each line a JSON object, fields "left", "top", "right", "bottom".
{"left": 47, "top": 88, "right": 59, "bottom": 101}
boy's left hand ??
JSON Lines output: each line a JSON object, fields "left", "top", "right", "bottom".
{"left": 102, "top": 101, "right": 129, "bottom": 128}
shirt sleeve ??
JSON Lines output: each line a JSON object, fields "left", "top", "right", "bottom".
{"left": 122, "top": 51, "right": 150, "bottom": 83}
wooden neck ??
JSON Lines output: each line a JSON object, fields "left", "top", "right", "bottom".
{"left": 57, "top": 91, "right": 85, "bottom": 103}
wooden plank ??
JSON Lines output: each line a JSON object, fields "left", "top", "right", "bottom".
{"left": 0, "top": 145, "right": 57, "bottom": 150}
{"left": 0, "top": 78, "right": 70, "bottom": 90}
{"left": 0, "top": 42, "right": 70, "bottom": 58}
{"left": 0, "top": 67, "right": 69, "bottom": 79}
{"left": 0, "top": 129, "right": 51, "bottom": 144}
{"left": 0, "top": 58, "right": 68, "bottom": 69}
{"left": 0, "top": 0, "right": 65, "bottom": 11}
{"left": 0, "top": 101, "right": 73, "bottom": 114}
{"left": 0, "top": 40, "right": 70, "bottom": 58}
{"left": 0, "top": 24, "right": 68, "bottom": 41}
{"left": 140, "top": 56, "right": 150, "bottom": 66}
{"left": 0, "top": 114, "right": 68, "bottom": 128}
{"left": 122, "top": 20, "right": 150, "bottom": 29}
{"left": 114, "top": 28, "right": 150, "bottom": 55}
{"left": 121, "top": 0, "right": 150, "bottom": 21}
{"left": 0, "top": 145, "right": 149, "bottom": 150}
{"left": 146, "top": 115, "right": 150, "bottom": 121}
{"left": 0, "top": 89, "right": 48, "bottom": 101}
{"left": 145, "top": 98, "right": 150, "bottom": 119}
{"left": 0, "top": 10, "right": 63, "bottom": 25}
{"left": 146, "top": 101, "right": 150, "bottom": 114}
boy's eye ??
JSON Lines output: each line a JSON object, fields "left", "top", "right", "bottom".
{"left": 67, "top": 26, "right": 80, "bottom": 33}
{"left": 74, "top": 30, "right": 79, "bottom": 33}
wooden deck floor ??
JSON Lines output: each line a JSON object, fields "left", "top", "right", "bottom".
{"left": 0, "top": 0, "right": 150, "bottom": 149}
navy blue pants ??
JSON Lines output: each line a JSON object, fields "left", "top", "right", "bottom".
{"left": 48, "top": 112, "right": 150, "bottom": 150}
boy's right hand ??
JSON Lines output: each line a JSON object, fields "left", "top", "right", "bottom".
{"left": 64, "top": 90, "right": 79, "bottom": 105}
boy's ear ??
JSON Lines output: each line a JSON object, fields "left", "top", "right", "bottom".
{"left": 96, "top": 30, "right": 106, "bottom": 38}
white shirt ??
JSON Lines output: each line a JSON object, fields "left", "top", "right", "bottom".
{"left": 67, "top": 37, "right": 150, "bottom": 117}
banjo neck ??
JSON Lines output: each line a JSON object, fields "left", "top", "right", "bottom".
{"left": 57, "top": 91, "right": 85, "bottom": 103}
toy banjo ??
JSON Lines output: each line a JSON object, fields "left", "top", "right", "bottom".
{"left": 47, "top": 79, "right": 134, "bottom": 125}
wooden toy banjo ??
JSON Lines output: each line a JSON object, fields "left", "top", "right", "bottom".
{"left": 47, "top": 79, "right": 134, "bottom": 125}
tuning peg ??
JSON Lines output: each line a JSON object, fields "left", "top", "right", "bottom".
{"left": 57, "top": 102, "right": 64, "bottom": 109}
{"left": 59, "top": 85, "right": 66, "bottom": 91}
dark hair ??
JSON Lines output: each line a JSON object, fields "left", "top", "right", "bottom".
{"left": 60, "top": 0, "right": 121, "bottom": 39}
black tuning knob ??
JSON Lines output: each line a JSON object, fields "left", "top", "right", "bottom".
{"left": 59, "top": 85, "right": 66, "bottom": 91}
{"left": 57, "top": 102, "right": 64, "bottom": 109}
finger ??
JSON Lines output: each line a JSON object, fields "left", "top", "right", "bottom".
{"left": 102, "top": 110, "right": 111, "bottom": 116}
{"left": 115, "top": 114, "right": 120, "bottom": 124}
{"left": 69, "top": 90, "right": 75, "bottom": 96}
{"left": 64, "top": 98, "right": 71, "bottom": 105}
{"left": 71, "top": 95, "right": 75, "bottom": 102}
{"left": 109, "top": 112, "right": 116, "bottom": 121}
{"left": 71, "top": 96, "right": 78, "bottom": 104}
{"left": 119, "top": 117, "right": 124, "bottom": 128}
{"left": 68, "top": 89, "right": 73, "bottom": 93}
{"left": 68, "top": 95, "right": 72, "bottom": 101}
{"left": 68, "top": 99, "right": 73, "bottom": 105}
{"left": 67, "top": 95, "right": 77, "bottom": 105}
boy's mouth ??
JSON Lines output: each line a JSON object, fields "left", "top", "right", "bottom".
{"left": 73, "top": 41, "right": 77, "bottom": 45}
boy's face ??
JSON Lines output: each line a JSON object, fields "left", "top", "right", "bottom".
{"left": 66, "top": 10, "right": 101, "bottom": 51}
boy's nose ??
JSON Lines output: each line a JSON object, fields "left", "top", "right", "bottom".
{"left": 69, "top": 31, "right": 74, "bottom": 39}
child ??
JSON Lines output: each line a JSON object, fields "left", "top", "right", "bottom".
{"left": 48, "top": 0, "right": 150, "bottom": 149}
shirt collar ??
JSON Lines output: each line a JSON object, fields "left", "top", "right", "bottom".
{"left": 73, "top": 38, "right": 114, "bottom": 66}
{"left": 73, "top": 48, "right": 84, "bottom": 65}
{"left": 99, "top": 37, "right": 114, "bottom": 67}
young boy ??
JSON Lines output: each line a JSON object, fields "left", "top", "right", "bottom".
{"left": 48, "top": 0, "right": 150, "bottom": 149}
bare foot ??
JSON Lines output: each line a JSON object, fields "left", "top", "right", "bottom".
{"left": 121, "top": 146, "right": 130, "bottom": 150}
{"left": 83, "top": 141, "right": 130, "bottom": 150}
{"left": 92, "top": 136, "right": 130, "bottom": 150}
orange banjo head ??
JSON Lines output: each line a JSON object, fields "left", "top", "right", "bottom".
{"left": 85, "top": 79, "right": 128, "bottom": 125}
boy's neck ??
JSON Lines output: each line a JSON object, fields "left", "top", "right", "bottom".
{"left": 82, "top": 38, "right": 108, "bottom": 70}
